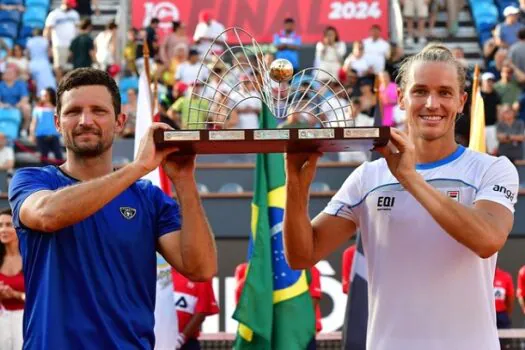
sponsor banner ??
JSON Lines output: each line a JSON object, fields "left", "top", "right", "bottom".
{"left": 131, "top": 0, "right": 389, "bottom": 44}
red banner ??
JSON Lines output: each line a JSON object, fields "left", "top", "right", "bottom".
{"left": 131, "top": 0, "right": 389, "bottom": 44}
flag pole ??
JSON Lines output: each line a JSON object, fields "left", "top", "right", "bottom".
{"left": 470, "top": 64, "right": 480, "bottom": 116}
{"left": 143, "top": 38, "right": 155, "bottom": 118}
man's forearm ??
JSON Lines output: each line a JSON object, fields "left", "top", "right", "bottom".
{"left": 181, "top": 313, "right": 206, "bottom": 339}
{"left": 404, "top": 174, "right": 507, "bottom": 258}
{"left": 283, "top": 179, "right": 315, "bottom": 268}
{"left": 29, "top": 163, "right": 147, "bottom": 232}
{"left": 172, "top": 176, "right": 217, "bottom": 280}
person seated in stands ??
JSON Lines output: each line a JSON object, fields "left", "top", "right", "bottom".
{"left": 30, "top": 88, "right": 63, "bottom": 164}
{"left": 0, "top": 64, "right": 31, "bottom": 137}
{"left": 497, "top": 103, "right": 525, "bottom": 163}
{"left": 0, "top": 133, "right": 14, "bottom": 172}
{"left": 120, "top": 88, "right": 137, "bottom": 138}
{"left": 6, "top": 45, "right": 29, "bottom": 81}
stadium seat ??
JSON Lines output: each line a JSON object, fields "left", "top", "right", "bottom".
{"left": 0, "top": 108, "right": 22, "bottom": 141}
{"left": 218, "top": 183, "right": 244, "bottom": 193}
{"left": 197, "top": 183, "right": 210, "bottom": 193}
{"left": 22, "top": 7, "right": 47, "bottom": 29}
{"left": 0, "top": 10, "right": 21, "bottom": 23}
{"left": 0, "top": 0, "right": 23, "bottom": 6}
{"left": 18, "top": 25, "right": 34, "bottom": 39}
{"left": 0, "top": 22, "right": 18, "bottom": 39}
{"left": 310, "top": 182, "right": 330, "bottom": 192}
{"left": 25, "top": 0, "right": 50, "bottom": 8}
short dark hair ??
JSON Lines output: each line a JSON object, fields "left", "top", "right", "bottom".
{"left": 518, "top": 27, "right": 525, "bottom": 40}
{"left": 56, "top": 68, "right": 121, "bottom": 116}
{"left": 284, "top": 17, "right": 295, "bottom": 24}
{"left": 107, "top": 20, "right": 117, "bottom": 30}
{"left": 0, "top": 208, "right": 12, "bottom": 216}
{"left": 172, "top": 21, "right": 181, "bottom": 31}
{"left": 80, "top": 18, "right": 92, "bottom": 31}
{"left": 44, "top": 87, "right": 57, "bottom": 106}
{"left": 151, "top": 18, "right": 160, "bottom": 25}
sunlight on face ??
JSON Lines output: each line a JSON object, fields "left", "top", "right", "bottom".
{"left": 399, "top": 61, "right": 467, "bottom": 142}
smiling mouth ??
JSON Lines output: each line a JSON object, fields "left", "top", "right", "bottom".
{"left": 420, "top": 115, "right": 444, "bottom": 121}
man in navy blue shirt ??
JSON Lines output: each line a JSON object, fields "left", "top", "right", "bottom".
{"left": 8, "top": 68, "right": 217, "bottom": 349}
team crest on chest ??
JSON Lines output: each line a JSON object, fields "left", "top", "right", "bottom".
{"left": 120, "top": 207, "right": 137, "bottom": 220}
{"left": 447, "top": 191, "right": 460, "bottom": 202}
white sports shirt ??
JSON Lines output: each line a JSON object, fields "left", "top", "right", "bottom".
{"left": 324, "top": 145, "right": 519, "bottom": 350}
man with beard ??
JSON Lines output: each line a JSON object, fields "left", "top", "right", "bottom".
{"left": 8, "top": 68, "right": 217, "bottom": 349}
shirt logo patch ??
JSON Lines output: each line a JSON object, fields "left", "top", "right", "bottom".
{"left": 377, "top": 196, "right": 395, "bottom": 211}
{"left": 447, "top": 190, "right": 460, "bottom": 202}
{"left": 120, "top": 207, "right": 136, "bottom": 220}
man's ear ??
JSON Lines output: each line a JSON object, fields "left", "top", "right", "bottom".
{"left": 458, "top": 91, "right": 468, "bottom": 113}
{"left": 115, "top": 113, "right": 128, "bottom": 134}
{"left": 397, "top": 87, "right": 406, "bottom": 110}
{"left": 54, "top": 114, "right": 61, "bottom": 133}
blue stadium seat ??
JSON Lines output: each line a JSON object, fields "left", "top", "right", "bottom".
{"left": 18, "top": 25, "right": 34, "bottom": 39}
{"left": 25, "top": 0, "right": 50, "bottom": 8}
{"left": 0, "top": 10, "right": 21, "bottom": 23}
{"left": 22, "top": 7, "right": 47, "bottom": 29}
{"left": 0, "top": 108, "right": 22, "bottom": 141}
{"left": 0, "top": 0, "right": 24, "bottom": 6}
{"left": 119, "top": 76, "right": 139, "bottom": 104}
{"left": 0, "top": 22, "right": 18, "bottom": 39}
{"left": 15, "top": 37, "right": 26, "bottom": 48}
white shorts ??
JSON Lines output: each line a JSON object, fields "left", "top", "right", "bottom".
{"left": 0, "top": 308, "right": 24, "bottom": 350}
{"left": 52, "top": 46, "right": 71, "bottom": 70}
{"left": 403, "top": 0, "right": 429, "bottom": 18}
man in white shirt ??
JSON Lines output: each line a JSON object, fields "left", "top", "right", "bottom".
{"left": 193, "top": 10, "right": 226, "bottom": 59}
{"left": 363, "top": 25, "right": 390, "bottom": 74}
{"left": 283, "top": 44, "right": 518, "bottom": 350}
{"left": 174, "top": 49, "right": 209, "bottom": 85}
{"left": 44, "top": 0, "right": 80, "bottom": 79}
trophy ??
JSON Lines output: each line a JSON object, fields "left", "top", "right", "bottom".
{"left": 154, "top": 27, "right": 389, "bottom": 154}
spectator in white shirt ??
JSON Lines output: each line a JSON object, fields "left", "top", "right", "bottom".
{"left": 0, "top": 133, "right": 14, "bottom": 172}
{"left": 44, "top": 0, "right": 80, "bottom": 80}
{"left": 343, "top": 41, "right": 374, "bottom": 78}
{"left": 175, "top": 49, "right": 209, "bottom": 85}
{"left": 193, "top": 10, "right": 226, "bottom": 59}
{"left": 315, "top": 26, "right": 347, "bottom": 82}
{"left": 363, "top": 25, "right": 390, "bottom": 74}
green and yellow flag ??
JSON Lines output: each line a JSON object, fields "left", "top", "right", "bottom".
{"left": 232, "top": 105, "right": 316, "bottom": 349}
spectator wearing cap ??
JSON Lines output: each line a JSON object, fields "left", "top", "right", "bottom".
{"left": 193, "top": 11, "right": 227, "bottom": 58}
{"left": 273, "top": 18, "right": 302, "bottom": 72}
{"left": 44, "top": 0, "right": 80, "bottom": 80}
{"left": 480, "top": 72, "right": 502, "bottom": 126}
{"left": 0, "top": 64, "right": 31, "bottom": 135}
{"left": 69, "top": 18, "right": 95, "bottom": 69}
{"left": 174, "top": 49, "right": 209, "bottom": 85}
{"left": 167, "top": 82, "right": 210, "bottom": 129}
{"left": 94, "top": 20, "right": 118, "bottom": 71}
{"left": 495, "top": 6, "right": 525, "bottom": 48}
{"left": 315, "top": 26, "right": 346, "bottom": 82}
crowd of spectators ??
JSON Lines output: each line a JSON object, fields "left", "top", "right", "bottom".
{"left": 1, "top": 0, "right": 525, "bottom": 179}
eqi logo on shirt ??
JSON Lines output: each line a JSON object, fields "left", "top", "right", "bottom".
{"left": 377, "top": 196, "right": 395, "bottom": 211}
{"left": 493, "top": 185, "right": 514, "bottom": 201}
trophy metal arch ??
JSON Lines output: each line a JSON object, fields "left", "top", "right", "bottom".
{"left": 154, "top": 27, "right": 390, "bottom": 154}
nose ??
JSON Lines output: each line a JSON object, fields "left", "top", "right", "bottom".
{"left": 78, "top": 111, "right": 94, "bottom": 125}
{"left": 425, "top": 93, "right": 439, "bottom": 110}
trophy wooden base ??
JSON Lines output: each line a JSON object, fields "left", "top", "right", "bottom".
{"left": 154, "top": 127, "right": 390, "bottom": 155}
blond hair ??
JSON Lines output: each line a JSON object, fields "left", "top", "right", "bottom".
{"left": 397, "top": 43, "right": 466, "bottom": 92}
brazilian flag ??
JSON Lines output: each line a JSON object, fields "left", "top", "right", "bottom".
{"left": 232, "top": 105, "right": 316, "bottom": 349}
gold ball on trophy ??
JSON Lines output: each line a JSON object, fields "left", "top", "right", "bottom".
{"left": 269, "top": 59, "right": 294, "bottom": 83}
